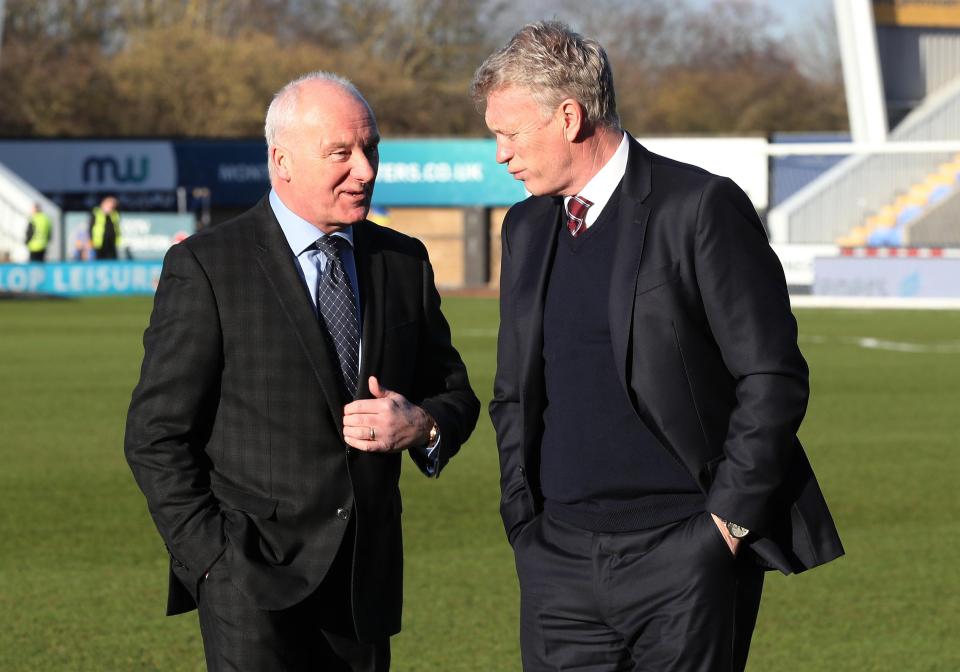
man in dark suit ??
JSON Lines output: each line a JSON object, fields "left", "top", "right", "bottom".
{"left": 473, "top": 22, "right": 843, "bottom": 671}
{"left": 125, "top": 72, "right": 479, "bottom": 671}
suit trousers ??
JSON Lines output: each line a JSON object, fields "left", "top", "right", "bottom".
{"left": 197, "top": 520, "right": 390, "bottom": 672}
{"left": 513, "top": 511, "right": 764, "bottom": 672}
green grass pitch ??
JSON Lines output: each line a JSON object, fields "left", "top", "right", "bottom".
{"left": 1, "top": 296, "right": 958, "bottom": 671}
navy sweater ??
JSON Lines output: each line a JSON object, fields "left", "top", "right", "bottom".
{"left": 541, "top": 192, "right": 703, "bottom": 532}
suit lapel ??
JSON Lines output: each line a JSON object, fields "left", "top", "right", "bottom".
{"left": 354, "top": 221, "right": 384, "bottom": 396}
{"left": 608, "top": 136, "right": 654, "bottom": 397}
{"left": 253, "top": 199, "right": 348, "bottom": 427}
{"left": 514, "top": 199, "right": 562, "bottom": 438}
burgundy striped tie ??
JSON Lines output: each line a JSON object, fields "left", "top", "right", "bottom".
{"left": 566, "top": 195, "right": 593, "bottom": 237}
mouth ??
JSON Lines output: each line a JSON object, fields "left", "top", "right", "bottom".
{"left": 509, "top": 170, "right": 525, "bottom": 180}
{"left": 341, "top": 189, "right": 370, "bottom": 203}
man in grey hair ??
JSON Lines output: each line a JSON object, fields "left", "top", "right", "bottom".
{"left": 125, "top": 71, "right": 479, "bottom": 670}
{"left": 476, "top": 21, "right": 843, "bottom": 671}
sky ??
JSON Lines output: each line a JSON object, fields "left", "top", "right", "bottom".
{"left": 750, "top": 0, "right": 835, "bottom": 36}
{"left": 502, "top": 0, "right": 838, "bottom": 43}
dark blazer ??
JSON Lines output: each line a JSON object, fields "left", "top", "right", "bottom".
{"left": 490, "top": 135, "right": 843, "bottom": 575}
{"left": 125, "top": 196, "right": 479, "bottom": 641}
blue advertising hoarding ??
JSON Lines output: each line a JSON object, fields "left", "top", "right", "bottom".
{"left": 174, "top": 138, "right": 525, "bottom": 208}
{"left": 62, "top": 212, "right": 194, "bottom": 261}
{"left": 374, "top": 139, "right": 526, "bottom": 206}
{"left": 0, "top": 139, "right": 525, "bottom": 211}
{"left": 173, "top": 140, "right": 271, "bottom": 209}
{"left": 0, "top": 261, "right": 163, "bottom": 296}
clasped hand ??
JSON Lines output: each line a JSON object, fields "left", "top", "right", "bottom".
{"left": 342, "top": 376, "right": 433, "bottom": 452}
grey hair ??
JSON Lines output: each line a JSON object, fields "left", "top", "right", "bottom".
{"left": 471, "top": 21, "right": 619, "bottom": 129}
{"left": 264, "top": 71, "right": 367, "bottom": 178}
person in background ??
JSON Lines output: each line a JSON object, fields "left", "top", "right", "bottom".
{"left": 475, "top": 21, "right": 844, "bottom": 671}
{"left": 71, "top": 225, "right": 91, "bottom": 261}
{"left": 89, "top": 196, "right": 121, "bottom": 260}
{"left": 125, "top": 71, "right": 479, "bottom": 671}
{"left": 25, "top": 203, "right": 52, "bottom": 262}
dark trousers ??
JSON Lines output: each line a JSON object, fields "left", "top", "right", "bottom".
{"left": 28, "top": 250, "right": 46, "bottom": 262}
{"left": 197, "top": 525, "right": 389, "bottom": 672}
{"left": 514, "top": 511, "right": 764, "bottom": 672}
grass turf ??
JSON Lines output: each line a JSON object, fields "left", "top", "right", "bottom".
{"left": 1, "top": 297, "right": 958, "bottom": 670}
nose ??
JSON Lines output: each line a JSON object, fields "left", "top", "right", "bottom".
{"left": 352, "top": 151, "right": 377, "bottom": 183}
{"left": 495, "top": 138, "right": 513, "bottom": 165}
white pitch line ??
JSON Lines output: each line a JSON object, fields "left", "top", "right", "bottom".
{"left": 799, "top": 334, "right": 960, "bottom": 353}
{"left": 854, "top": 337, "right": 960, "bottom": 353}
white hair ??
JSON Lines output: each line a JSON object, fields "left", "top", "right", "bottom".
{"left": 264, "top": 71, "right": 366, "bottom": 179}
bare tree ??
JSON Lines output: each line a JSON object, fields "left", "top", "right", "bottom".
{"left": 0, "top": 0, "right": 845, "bottom": 138}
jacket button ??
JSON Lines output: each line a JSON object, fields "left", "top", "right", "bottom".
{"left": 519, "top": 466, "right": 525, "bottom": 475}
{"left": 336, "top": 507, "right": 350, "bottom": 521}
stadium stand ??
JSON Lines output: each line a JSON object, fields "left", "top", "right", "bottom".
{"left": 904, "top": 176, "right": 960, "bottom": 246}
{"left": 770, "top": 133, "right": 851, "bottom": 208}
{"left": 846, "top": 154, "right": 960, "bottom": 246}
{"left": 0, "top": 161, "right": 61, "bottom": 263}
{"left": 768, "top": 76, "right": 960, "bottom": 245}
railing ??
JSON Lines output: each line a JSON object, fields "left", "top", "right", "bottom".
{"left": 767, "top": 77, "right": 960, "bottom": 244}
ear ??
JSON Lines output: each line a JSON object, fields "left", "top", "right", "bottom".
{"left": 558, "top": 98, "right": 584, "bottom": 142}
{"left": 271, "top": 145, "right": 293, "bottom": 182}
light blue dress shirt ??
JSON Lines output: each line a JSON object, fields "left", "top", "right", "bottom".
{"left": 269, "top": 189, "right": 439, "bottom": 474}
{"left": 270, "top": 189, "right": 362, "bottom": 348}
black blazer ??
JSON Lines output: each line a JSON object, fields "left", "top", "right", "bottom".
{"left": 490, "top": 136, "right": 843, "bottom": 574}
{"left": 125, "top": 197, "right": 479, "bottom": 641}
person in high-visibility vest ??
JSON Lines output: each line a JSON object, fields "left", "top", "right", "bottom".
{"left": 25, "top": 204, "right": 52, "bottom": 262}
{"left": 89, "top": 196, "right": 122, "bottom": 261}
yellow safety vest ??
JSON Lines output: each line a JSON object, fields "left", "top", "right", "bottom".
{"left": 91, "top": 208, "right": 122, "bottom": 250}
{"left": 27, "top": 212, "right": 52, "bottom": 252}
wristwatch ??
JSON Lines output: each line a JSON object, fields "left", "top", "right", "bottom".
{"left": 721, "top": 518, "right": 750, "bottom": 539}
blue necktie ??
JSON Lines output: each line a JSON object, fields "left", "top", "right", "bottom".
{"left": 314, "top": 236, "right": 360, "bottom": 398}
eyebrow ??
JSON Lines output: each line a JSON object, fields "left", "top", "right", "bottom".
{"left": 324, "top": 136, "right": 381, "bottom": 151}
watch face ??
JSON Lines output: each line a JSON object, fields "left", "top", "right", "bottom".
{"left": 727, "top": 522, "right": 749, "bottom": 538}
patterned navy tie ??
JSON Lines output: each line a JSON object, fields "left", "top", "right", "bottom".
{"left": 566, "top": 195, "right": 593, "bottom": 237}
{"left": 314, "top": 236, "right": 361, "bottom": 398}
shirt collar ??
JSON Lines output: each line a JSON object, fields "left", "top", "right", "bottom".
{"left": 269, "top": 189, "right": 354, "bottom": 257}
{"left": 563, "top": 132, "right": 629, "bottom": 229}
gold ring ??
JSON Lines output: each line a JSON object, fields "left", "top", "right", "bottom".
{"left": 369, "top": 426, "right": 376, "bottom": 441}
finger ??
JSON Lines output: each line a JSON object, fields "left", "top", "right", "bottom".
{"left": 343, "top": 399, "right": 387, "bottom": 416}
{"left": 344, "top": 435, "right": 375, "bottom": 450}
{"left": 368, "top": 375, "right": 388, "bottom": 399}
{"left": 344, "top": 435, "right": 390, "bottom": 452}
{"left": 343, "top": 413, "right": 379, "bottom": 429}
{"left": 343, "top": 425, "right": 375, "bottom": 440}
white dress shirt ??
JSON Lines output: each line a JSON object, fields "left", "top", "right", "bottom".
{"left": 563, "top": 132, "right": 629, "bottom": 230}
